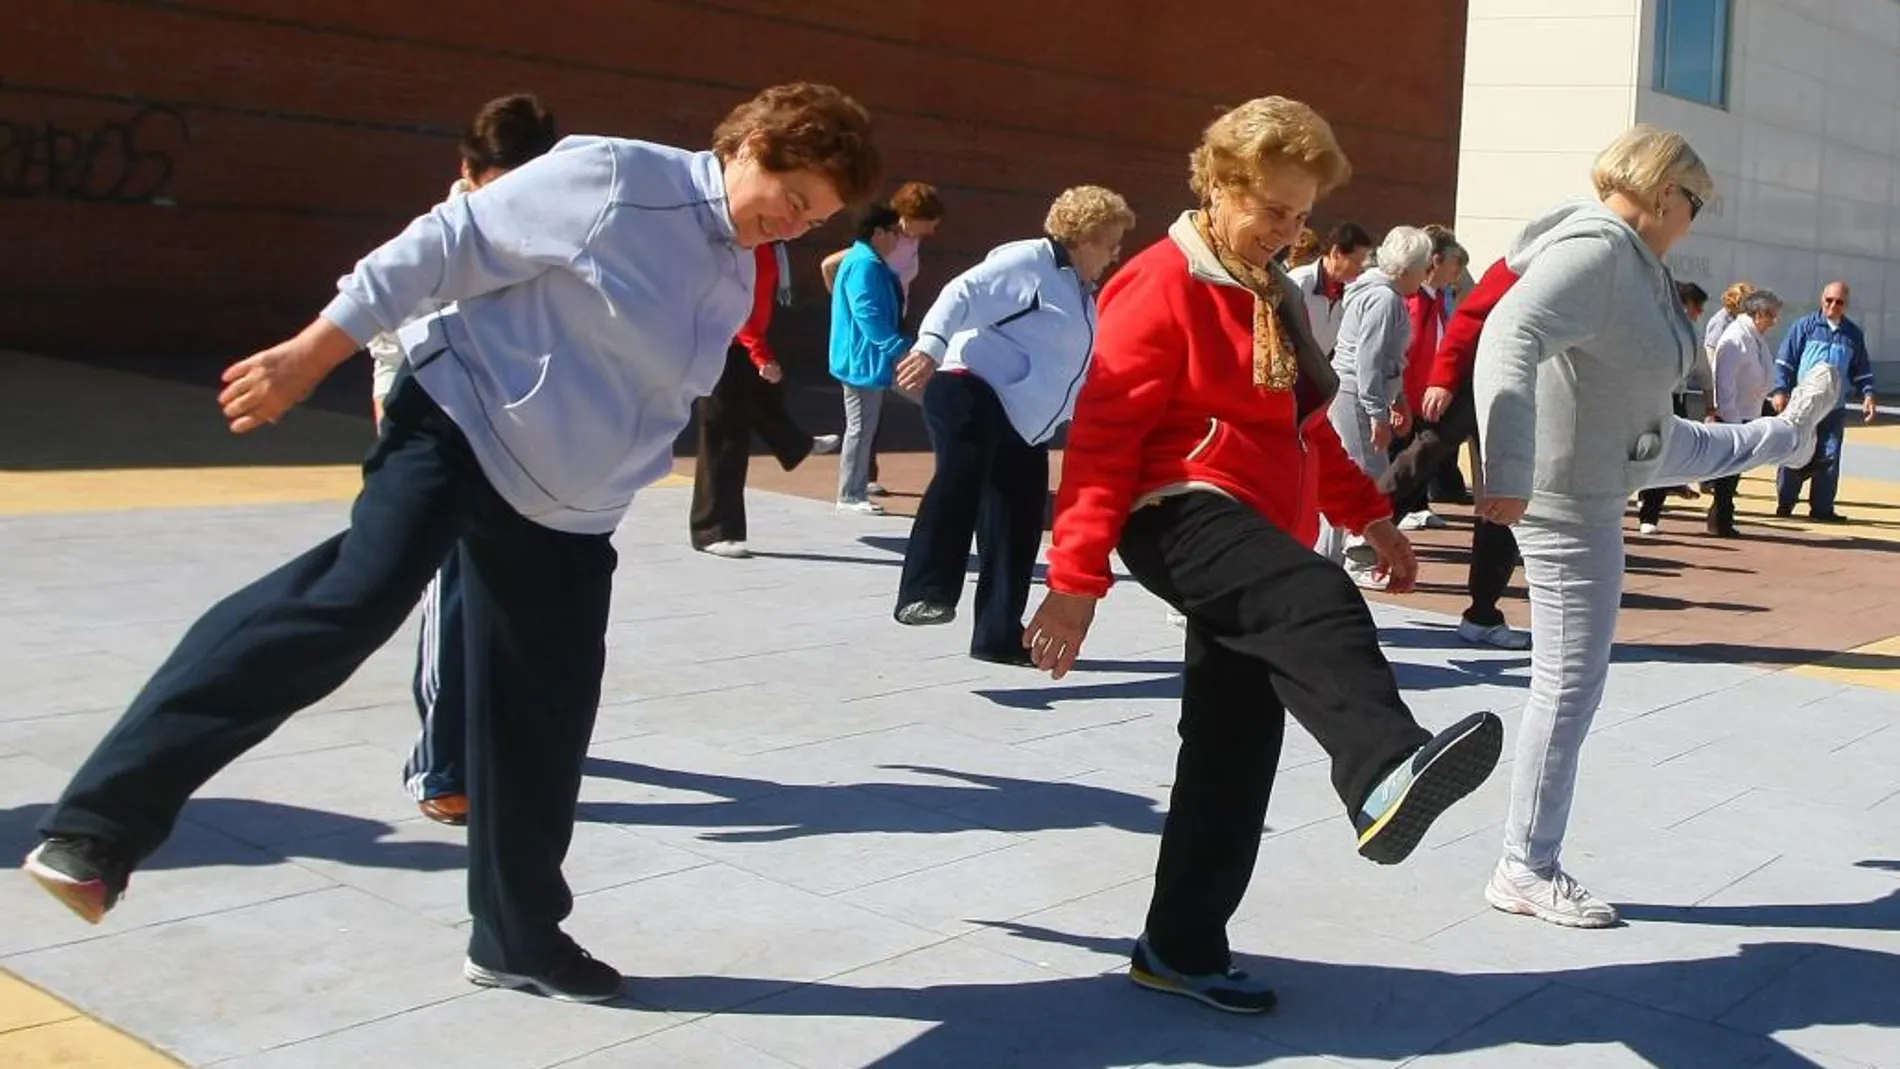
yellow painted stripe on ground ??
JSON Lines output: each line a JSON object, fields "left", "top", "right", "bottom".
{"left": 0, "top": 469, "right": 690, "bottom": 517}
{"left": 1729, "top": 470, "right": 1900, "bottom": 543}
{"left": 1847, "top": 422, "right": 1900, "bottom": 450}
{"left": 0, "top": 969, "right": 183, "bottom": 1067}
{"left": 1794, "top": 634, "right": 1900, "bottom": 692}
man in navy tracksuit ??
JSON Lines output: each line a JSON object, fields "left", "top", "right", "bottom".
{"left": 1771, "top": 281, "right": 1880, "bottom": 521}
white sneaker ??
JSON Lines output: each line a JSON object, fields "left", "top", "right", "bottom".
{"left": 836, "top": 499, "right": 886, "bottom": 516}
{"left": 1345, "top": 562, "right": 1389, "bottom": 591}
{"left": 811, "top": 434, "right": 841, "bottom": 456}
{"left": 1165, "top": 609, "right": 1187, "bottom": 629}
{"left": 1781, "top": 363, "right": 1843, "bottom": 470}
{"left": 1457, "top": 619, "right": 1531, "bottom": 650}
{"left": 866, "top": 481, "right": 891, "bottom": 497}
{"left": 1638, "top": 522, "right": 1660, "bottom": 535}
{"left": 1485, "top": 860, "right": 1619, "bottom": 928}
{"left": 699, "top": 540, "right": 751, "bottom": 559}
{"left": 1398, "top": 510, "right": 1446, "bottom": 532}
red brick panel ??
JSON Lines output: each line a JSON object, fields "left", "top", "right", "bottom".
{"left": 2, "top": 0, "right": 1466, "bottom": 362}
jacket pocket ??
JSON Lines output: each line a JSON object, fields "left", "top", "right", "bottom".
{"left": 1185, "top": 417, "right": 1222, "bottom": 461}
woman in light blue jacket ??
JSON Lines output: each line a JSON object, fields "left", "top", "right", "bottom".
{"left": 892, "top": 186, "right": 1135, "bottom": 663}
{"left": 25, "top": 83, "right": 880, "bottom": 1004}
{"left": 829, "top": 203, "right": 912, "bottom": 513}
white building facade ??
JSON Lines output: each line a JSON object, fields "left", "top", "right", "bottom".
{"left": 1455, "top": 0, "right": 1900, "bottom": 382}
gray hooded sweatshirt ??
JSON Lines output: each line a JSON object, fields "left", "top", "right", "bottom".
{"left": 1331, "top": 270, "right": 1412, "bottom": 419}
{"left": 1473, "top": 199, "right": 1698, "bottom": 524}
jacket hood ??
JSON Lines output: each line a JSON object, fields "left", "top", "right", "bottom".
{"left": 1504, "top": 198, "right": 1659, "bottom": 273}
{"left": 1343, "top": 269, "right": 1400, "bottom": 301}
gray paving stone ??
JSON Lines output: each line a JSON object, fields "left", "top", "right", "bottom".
{"left": 554, "top": 1019, "right": 801, "bottom": 1068}
{"left": 1407, "top": 983, "right": 1842, "bottom": 1068}
{"left": 696, "top": 937, "right": 1228, "bottom": 1069}
{"left": 2, "top": 485, "right": 1896, "bottom": 1066}
{"left": 5, "top": 886, "right": 469, "bottom": 1065}
{"left": 561, "top": 862, "right": 946, "bottom": 1015}
{"left": 1214, "top": 919, "right": 1548, "bottom": 1069}
{"left": 1718, "top": 944, "right": 1900, "bottom": 1067}
{"left": 214, "top": 987, "right": 677, "bottom": 1069}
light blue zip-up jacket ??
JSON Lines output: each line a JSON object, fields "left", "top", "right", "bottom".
{"left": 914, "top": 237, "right": 1098, "bottom": 445}
{"left": 320, "top": 135, "right": 754, "bottom": 535}
{"left": 827, "top": 241, "right": 909, "bottom": 389}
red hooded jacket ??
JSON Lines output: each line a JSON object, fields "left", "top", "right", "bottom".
{"left": 1046, "top": 219, "right": 1391, "bottom": 599}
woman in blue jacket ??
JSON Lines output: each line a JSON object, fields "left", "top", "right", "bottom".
{"left": 829, "top": 204, "right": 912, "bottom": 513}
{"left": 893, "top": 186, "right": 1135, "bottom": 663}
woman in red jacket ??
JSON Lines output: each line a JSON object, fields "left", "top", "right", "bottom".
{"left": 1022, "top": 97, "right": 1504, "bottom": 1015}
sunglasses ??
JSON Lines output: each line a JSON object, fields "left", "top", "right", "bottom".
{"left": 1680, "top": 186, "right": 1704, "bottom": 221}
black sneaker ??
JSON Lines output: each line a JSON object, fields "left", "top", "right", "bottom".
{"left": 970, "top": 646, "right": 1035, "bottom": 668}
{"left": 463, "top": 948, "right": 623, "bottom": 1003}
{"left": 24, "top": 837, "right": 130, "bottom": 924}
{"left": 895, "top": 601, "right": 956, "bottom": 627}
{"left": 1355, "top": 712, "right": 1504, "bottom": 865}
{"left": 1129, "top": 935, "right": 1276, "bottom": 1014}
{"left": 1809, "top": 512, "right": 1849, "bottom": 524}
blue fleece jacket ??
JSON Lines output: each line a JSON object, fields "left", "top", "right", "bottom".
{"left": 828, "top": 241, "right": 909, "bottom": 388}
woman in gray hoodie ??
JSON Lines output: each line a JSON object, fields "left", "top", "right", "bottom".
{"left": 1319, "top": 226, "right": 1432, "bottom": 586}
{"left": 1472, "top": 126, "right": 1841, "bottom": 929}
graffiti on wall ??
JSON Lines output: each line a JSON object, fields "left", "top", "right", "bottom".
{"left": 0, "top": 87, "right": 192, "bottom": 204}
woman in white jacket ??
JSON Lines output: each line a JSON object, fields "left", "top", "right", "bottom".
{"left": 893, "top": 186, "right": 1135, "bottom": 663}
{"left": 1704, "top": 289, "right": 1783, "bottom": 536}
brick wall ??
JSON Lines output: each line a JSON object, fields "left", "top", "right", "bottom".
{"left": 2, "top": 0, "right": 1467, "bottom": 366}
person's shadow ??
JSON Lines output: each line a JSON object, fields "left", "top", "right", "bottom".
{"left": 578, "top": 758, "right": 1165, "bottom": 841}
{"left": 627, "top": 917, "right": 1900, "bottom": 1067}
{"left": 0, "top": 799, "right": 466, "bottom": 872}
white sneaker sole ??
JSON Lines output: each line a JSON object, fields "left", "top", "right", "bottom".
{"left": 1483, "top": 883, "right": 1619, "bottom": 929}
{"left": 23, "top": 848, "right": 112, "bottom": 925}
{"left": 462, "top": 960, "right": 622, "bottom": 1003}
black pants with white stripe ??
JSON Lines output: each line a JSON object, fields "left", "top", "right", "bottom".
{"left": 896, "top": 372, "right": 1049, "bottom": 657}
{"left": 403, "top": 550, "right": 466, "bottom": 800}
{"left": 40, "top": 373, "right": 616, "bottom": 975}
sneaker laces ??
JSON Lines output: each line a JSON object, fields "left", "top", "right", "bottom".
{"left": 1544, "top": 868, "right": 1594, "bottom": 905}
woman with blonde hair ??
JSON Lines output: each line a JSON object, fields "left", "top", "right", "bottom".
{"left": 893, "top": 185, "right": 1135, "bottom": 664}
{"left": 1473, "top": 126, "right": 1840, "bottom": 928}
{"left": 1023, "top": 97, "right": 1503, "bottom": 1013}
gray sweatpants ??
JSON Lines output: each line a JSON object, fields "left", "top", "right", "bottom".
{"left": 838, "top": 385, "right": 886, "bottom": 503}
{"left": 1506, "top": 413, "right": 1799, "bottom": 871}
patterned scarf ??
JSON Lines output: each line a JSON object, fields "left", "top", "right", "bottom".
{"left": 1192, "top": 210, "right": 1298, "bottom": 392}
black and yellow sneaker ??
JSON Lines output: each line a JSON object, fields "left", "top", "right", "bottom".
{"left": 1355, "top": 712, "right": 1503, "bottom": 865}
{"left": 1128, "top": 935, "right": 1276, "bottom": 1014}
{"left": 24, "top": 837, "right": 131, "bottom": 924}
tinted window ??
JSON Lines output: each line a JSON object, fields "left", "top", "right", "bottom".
{"left": 1655, "top": 0, "right": 1731, "bottom": 107}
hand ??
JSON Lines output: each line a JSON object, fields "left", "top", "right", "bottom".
{"left": 1478, "top": 496, "right": 1529, "bottom": 526}
{"left": 1390, "top": 402, "right": 1412, "bottom": 438}
{"left": 1359, "top": 518, "right": 1418, "bottom": 594}
{"left": 1023, "top": 591, "right": 1098, "bottom": 680}
{"left": 1704, "top": 413, "right": 1721, "bottom": 424}
{"left": 1770, "top": 392, "right": 1788, "bottom": 415}
{"left": 895, "top": 351, "right": 937, "bottom": 394}
{"left": 1864, "top": 394, "right": 1879, "bottom": 423}
{"left": 219, "top": 340, "right": 328, "bottom": 433}
{"left": 1420, "top": 386, "right": 1454, "bottom": 423}
{"left": 1370, "top": 418, "right": 1393, "bottom": 451}
{"left": 758, "top": 360, "right": 784, "bottom": 384}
